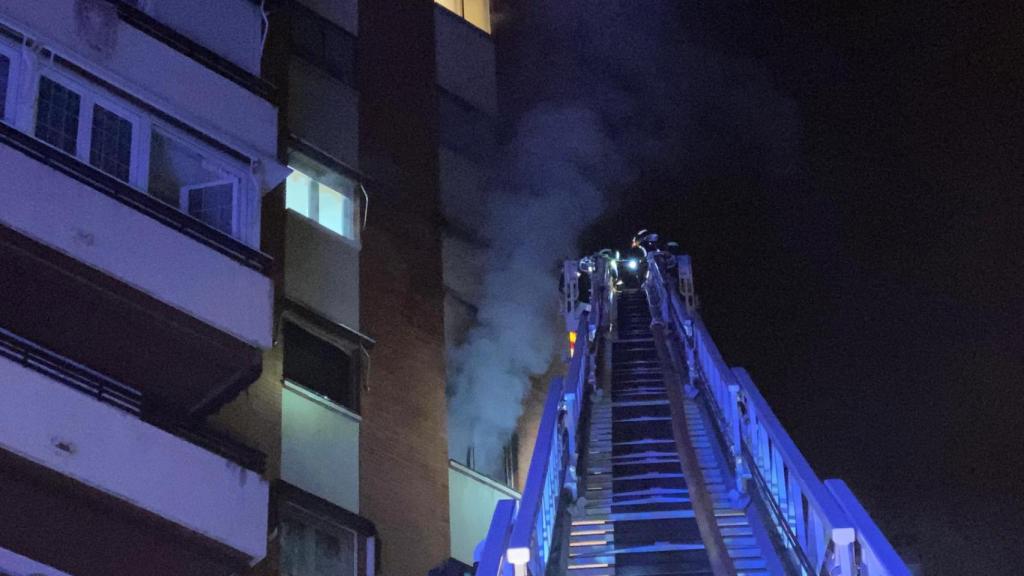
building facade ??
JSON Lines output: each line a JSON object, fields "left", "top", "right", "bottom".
{"left": 0, "top": 0, "right": 508, "bottom": 574}
{"left": 0, "top": 0, "right": 285, "bottom": 574}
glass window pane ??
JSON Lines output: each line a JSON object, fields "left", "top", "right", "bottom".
{"left": 36, "top": 76, "right": 81, "bottom": 155}
{"left": 463, "top": 0, "right": 491, "bottom": 32}
{"left": 90, "top": 104, "right": 133, "bottom": 181}
{"left": 286, "top": 169, "right": 313, "bottom": 217}
{"left": 280, "top": 515, "right": 356, "bottom": 576}
{"left": 283, "top": 322, "right": 356, "bottom": 411}
{"left": 148, "top": 131, "right": 224, "bottom": 207}
{"left": 317, "top": 183, "right": 350, "bottom": 237}
{"left": 186, "top": 182, "right": 234, "bottom": 234}
{"left": 435, "top": 0, "right": 462, "bottom": 17}
{"left": 0, "top": 54, "right": 9, "bottom": 119}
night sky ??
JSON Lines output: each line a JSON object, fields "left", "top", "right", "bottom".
{"left": 495, "top": 1, "right": 1023, "bottom": 573}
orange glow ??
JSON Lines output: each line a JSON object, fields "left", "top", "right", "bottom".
{"left": 569, "top": 331, "right": 577, "bottom": 357}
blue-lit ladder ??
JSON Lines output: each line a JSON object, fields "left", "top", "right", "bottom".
{"left": 477, "top": 253, "right": 912, "bottom": 576}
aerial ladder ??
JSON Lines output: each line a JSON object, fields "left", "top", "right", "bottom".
{"left": 477, "top": 249, "right": 912, "bottom": 576}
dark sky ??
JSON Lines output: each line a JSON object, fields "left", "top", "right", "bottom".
{"left": 495, "top": 1, "right": 1023, "bottom": 573}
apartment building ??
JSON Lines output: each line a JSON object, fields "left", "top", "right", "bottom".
{"left": 207, "top": 0, "right": 503, "bottom": 575}
{"left": 0, "top": 0, "right": 285, "bottom": 574}
{"left": 0, "top": 0, "right": 505, "bottom": 574}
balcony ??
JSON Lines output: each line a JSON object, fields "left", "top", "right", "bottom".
{"left": 0, "top": 122, "right": 272, "bottom": 416}
{"left": 0, "top": 2, "right": 278, "bottom": 157}
{"left": 0, "top": 347, "right": 269, "bottom": 576}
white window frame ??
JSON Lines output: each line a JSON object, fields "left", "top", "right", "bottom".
{"left": 286, "top": 162, "right": 360, "bottom": 246}
{"left": 0, "top": 41, "right": 20, "bottom": 125}
{"left": 280, "top": 501, "right": 360, "bottom": 576}
{"left": 34, "top": 69, "right": 147, "bottom": 188}
{"left": 0, "top": 29, "right": 260, "bottom": 247}
{"left": 180, "top": 177, "right": 241, "bottom": 237}
{"left": 149, "top": 125, "right": 247, "bottom": 239}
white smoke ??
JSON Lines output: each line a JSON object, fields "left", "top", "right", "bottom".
{"left": 447, "top": 104, "right": 626, "bottom": 477}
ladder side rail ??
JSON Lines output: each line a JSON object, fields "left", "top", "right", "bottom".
{"left": 563, "top": 314, "right": 591, "bottom": 464}
{"left": 506, "top": 375, "right": 561, "bottom": 575}
{"left": 662, "top": 293, "right": 817, "bottom": 572}
{"left": 505, "top": 315, "right": 590, "bottom": 576}
{"left": 648, "top": 254, "right": 863, "bottom": 575}
{"left": 826, "top": 480, "right": 913, "bottom": 576}
{"left": 478, "top": 499, "right": 518, "bottom": 576}
{"left": 729, "top": 367, "right": 862, "bottom": 574}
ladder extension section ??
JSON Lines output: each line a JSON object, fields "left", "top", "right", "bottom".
{"left": 478, "top": 253, "right": 912, "bottom": 576}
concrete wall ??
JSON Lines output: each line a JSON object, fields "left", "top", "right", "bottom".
{"left": 299, "top": 0, "right": 358, "bottom": 35}
{"left": 448, "top": 461, "right": 520, "bottom": 565}
{"left": 288, "top": 56, "right": 360, "bottom": 170}
{"left": 281, "top": 384, "right": 361, "bottom": 514}
{"left": 434, "top": 8, "right": 496, "bottom": 114}
{"left": 0, "top": 144, "right": 274, "bottom": 348}
{"left": 147, "top": 0, "right": 264, "bottom": 73}
{"left": 0, "top": 355, "right": 270, "bottom": 561}
{"left": 284, "top": 210, "right": 361, "bottom": 330}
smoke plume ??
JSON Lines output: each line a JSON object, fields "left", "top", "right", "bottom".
{"left": 447, "top": 105, "right": 627, "bottom": 476}
{"left": 447, "top": 0, "right": 805, "bottom": 478}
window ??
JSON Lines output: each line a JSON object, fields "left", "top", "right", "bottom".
{"left": 280, "top": 505, "right": 357, "bottom": 576}
{"left": 0, "top": 54, "right": 10, "bottom": 120}
{"left": 436, "top": 0, "right": 492, "bottom": 33}
{"left": 286, "top": 162, "right": 357, "bottom": 241}
{"left": 283, "top": 322, "right": 358, "bottom": 413}
{"left": 34, "top": 74, "right": 140, "bottom": 184}
{"left": 90, "top": 104, "right": 133, "bottom": 181}
{"left": 148, "top": 130, "right": 239, "bottom": 235}
{"left": 35, "top": 76, "right": 81, "bottom": 155}
{"left": 0, "top": 34, "right": 260, "bottom": 246}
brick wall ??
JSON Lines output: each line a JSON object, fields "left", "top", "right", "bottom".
{"left": 357, "top": 0, "right": 450, "bottom": 573}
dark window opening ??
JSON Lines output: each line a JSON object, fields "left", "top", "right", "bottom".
{"left": 0, "top": 54, "right": 10, "bottom": 119}
{"left": 284, "top": 321, "right": 358, "bottom": 413}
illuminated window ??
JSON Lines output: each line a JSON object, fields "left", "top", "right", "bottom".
{"left": 436, "top": 0, "right": 491, "bottom": 33}
{"left": 286, "top": 158, "right": 358, "bottom": 241}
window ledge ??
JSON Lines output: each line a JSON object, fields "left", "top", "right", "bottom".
{"left": 284, "top": 380, "right": 362, "bottom": 423}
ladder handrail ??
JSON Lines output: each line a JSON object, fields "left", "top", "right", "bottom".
{"left": 648, "top": 252, "right": 912, "bottom": 576}
{"left": 479, "top": 308, "right": 592, "bottom": 576}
